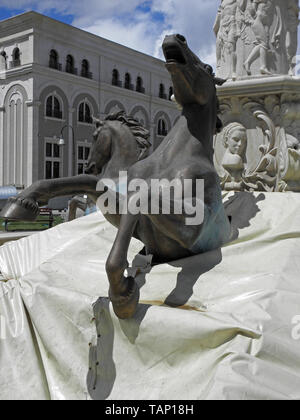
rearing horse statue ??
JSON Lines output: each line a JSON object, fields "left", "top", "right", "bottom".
{"left": 92, "top": 34, "right": 230, "bottom": 318}
{"left": 1, "top": 35, "right": 231, "bottom": 320}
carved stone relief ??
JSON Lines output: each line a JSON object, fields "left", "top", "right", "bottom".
{"left": 215, "top": 0, "right": 299, "bottom": 80}
{"left": 214, "top": 93, "right": 300, "bottom": 192}
{"left": 276, "top": 94, "right": 300, "bottom": 191}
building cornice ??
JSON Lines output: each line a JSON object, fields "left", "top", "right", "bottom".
{"left": 0, "top": 29, "right": 33, "bottom": 45}
{"left": 0, "top": 11, "right": 166, "bottom": 70}
{"left": 3, "top": 64, "right": 34, "bottom": 79}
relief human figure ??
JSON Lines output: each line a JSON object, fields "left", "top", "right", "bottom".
{"left": 243, "top": 0, "right": 282, "bottom": 76}
{"left": 286, "top": 0, "right": 299, "bottom": 76}
{"left": 221, "top": 122, "right": 248, "bottom": 191}
{"left": 214, "top": 0, "right": 247, "bottom": 80}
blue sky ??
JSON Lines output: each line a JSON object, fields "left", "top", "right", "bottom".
{"left": 0, "top": 1, "right": 299, "bottom": 69}
{"left": 0, "top": 5, "right": 74, "bottom": 24}
{"left": 0, "top": 0, "right": 220, "bottom": 65}
{"left": 0, "top": 8, "right": 74, "bottom": 24}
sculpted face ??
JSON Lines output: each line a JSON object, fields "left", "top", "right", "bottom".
{"left": 226, "top": 128, "right": 247, "bottom": 156}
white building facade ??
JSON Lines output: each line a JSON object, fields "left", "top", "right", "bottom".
{"left": 0, "top": 12, "right": 180, "bottom": 188}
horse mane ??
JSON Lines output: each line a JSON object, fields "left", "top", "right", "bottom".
{"left": 203, "top": 64, "right": 225, "bottom": 135}
{"left": 104, "top": 111, "right": 151, "bottom": 160}
{"left": 215, "top": 97, "right": 223, "bottom": 134}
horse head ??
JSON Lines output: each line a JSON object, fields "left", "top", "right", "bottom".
{"left": 85, "top": 111, "right": 151, "bottom": 176}
{"left": 163, "top": 34, "right": 225, "bottom": 108}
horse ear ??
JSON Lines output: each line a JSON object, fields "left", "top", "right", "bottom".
{"left": 214, "top": 77, "right": 227, "bottom": 86}
{"left": 92, "top": 116, "right": 104, "bottom": 128}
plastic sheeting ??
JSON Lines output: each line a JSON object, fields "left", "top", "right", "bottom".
{"left": 0, "top": 192, "right": 300, "bottom": 400}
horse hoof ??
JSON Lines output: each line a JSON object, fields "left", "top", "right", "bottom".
{"left": 0, "top": 197, "right": 39, "bottom": 221}
{"left": 109, "top": 277, "right": 140, "bottom": 319}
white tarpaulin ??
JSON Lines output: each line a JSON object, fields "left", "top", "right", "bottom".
{"left": 0, "top": 191, "right": 300, "bottom": 400}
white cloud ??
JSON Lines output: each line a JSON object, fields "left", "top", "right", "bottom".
{"left": 75, "top": 0, "right": 219, "bottom": 67}
{"left": 80, "top": 17, "right": 156, "bottom": 56}
{"left": 1, "top": 1, "right": 221, "bottom": 68}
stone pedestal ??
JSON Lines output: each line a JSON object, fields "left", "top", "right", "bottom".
{"left": 214, "top": 0, "right": 300, "bottom": 192}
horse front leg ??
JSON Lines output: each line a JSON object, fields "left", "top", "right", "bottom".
{"left": 0, "top": 175, "right": 99, "bottom": 221}
{"left": 106, "top": 212, "right": 140, "bottom": 319}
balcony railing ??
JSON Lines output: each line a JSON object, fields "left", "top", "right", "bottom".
{"left": 112, "top": 80, "right": 123, "bottom": 88}
{"left": 124, "top": 83, "right": 134, "bottom": 90}
{"left": 137, "top": 86, "right": 145, "bottom": 94}
{"left": 81, "top": 71, "right": 93, "bottom": 79}
{"left": 9, "top": 59, "right": 21, "bottom": 69}
{"left": 66, "top": 67, "right": 78, "bottom": 75}
{"left": 49, "top": 61, "right": 62, "bottom": 71}
{"left": 159, "top": 93, "right": 167, "bottom": 100}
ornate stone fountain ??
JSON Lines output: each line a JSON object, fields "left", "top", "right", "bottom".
{"left": 214, "top": 0, "right": 300, "bottom": 192}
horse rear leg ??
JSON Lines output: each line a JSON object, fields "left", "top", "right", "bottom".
{"left": 106, "top": 213, "right": 140, "bottom": 319}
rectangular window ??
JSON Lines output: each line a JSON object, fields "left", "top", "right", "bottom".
{"left": 46, "top": 143, "right": 52, "bottom": 157}
{"left": 78, "top": 163, "right": 84, "bottom": 175}
{"left": 85, "top": 147, "right": 90, "bottom": 161}
{"left": 77, "top": 144, "right": 91, "bottom": 175}
{"left": 53, "top": 144, "right": 60, "bottom": 158}
{"left": 78, "top": 146, "right": 84, "bottom": 160}
{"left": 46, "top": 161, "right": 52, "bottom": 179}
{"left": 45, "top": 139, "right": 62, "bottom": 179}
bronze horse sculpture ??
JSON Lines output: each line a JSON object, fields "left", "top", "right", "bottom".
{"left": 1, "top": 35, "right": 230, "bottom": 319}
{"left": 0, "top": 111, "right": 151, "bottom": 220}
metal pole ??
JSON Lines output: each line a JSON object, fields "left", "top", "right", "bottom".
{"left": 60, "top": 125, "right": 75, "bottom": 176}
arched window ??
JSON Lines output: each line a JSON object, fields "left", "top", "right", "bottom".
{"left": 49, "top": 50, "right": 59, "bottom": 69}
{"left": 78, "top": 101, "right": 92, "bottom": 124}
{"left": 157, "top": 118, "right": 168, "bottom": 136}
{"left": 66, "top": 55, "right": 75, "bottom": 74}
{"left": 136, "top": 76, "right": 144, "bottom": 93}
{"left": 169, "top": 87, "right": 174, "bottom": 100}
{"left": 159, "top": 83, "right": 166, "bottom": 99}
{"left": 11, "top": 47, "right": 21, "bottom": 67}
{"left": 46, "top": 95, "right": 62, "bottom": 119}
{"left": 112, "top": 69, "right": 120, "bottom": 87}
{"left": 81, "top": 59, "right": 91, "bottom": 78}
{"left": 124, "top": 73, "right": 132, "bottom": 90}
{"left": 0, "top": 49, "right": 7, "bottom": 70}
{"left": 13, "top": 48, "right": 20, "bottom": 61}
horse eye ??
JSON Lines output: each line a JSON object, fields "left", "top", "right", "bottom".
{"left": 204, "top": 64, "right": 213, "bottom": 75}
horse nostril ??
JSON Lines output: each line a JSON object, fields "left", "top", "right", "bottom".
{"left": 176, "top": 34, "right": 186, "bottom": 43}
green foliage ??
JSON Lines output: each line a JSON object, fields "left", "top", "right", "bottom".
{"left": 0, "top": 215, "right": 64, "bottom": 232}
